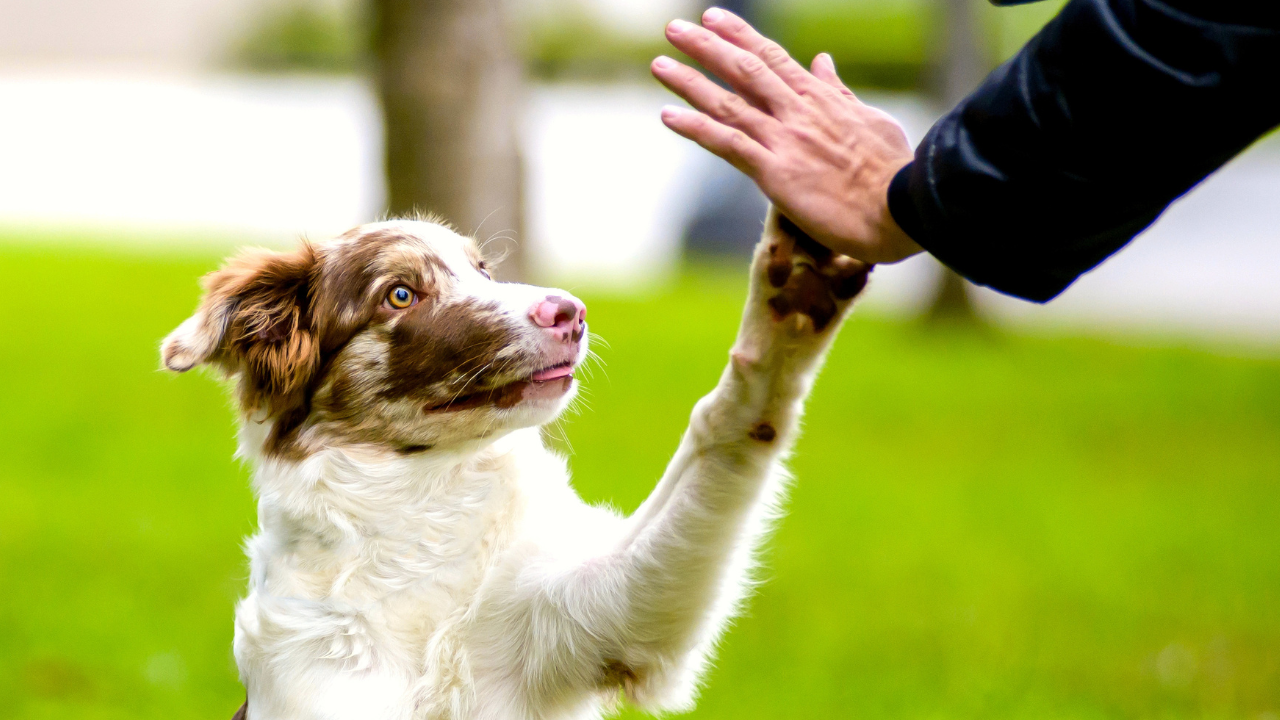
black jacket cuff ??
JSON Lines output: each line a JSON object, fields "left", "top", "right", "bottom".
{"left": 887, "top": 162, "right": 1073, "bottom": 303}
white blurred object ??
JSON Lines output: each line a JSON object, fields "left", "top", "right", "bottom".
{"left": 523, "top": 84, "right": 702, "bottom": 289}
{"left": 0, "top": 71, "right": 383, "bottom": 244}
{"left": 0, "top": 72, "right": 1275, "bottom": 344}
{"left": 0, "top": 0, "right": 262, "bottom": 71}
{"left": 588, "top": 0, "right": 697, "bottom": 35}
{"left": 518, "top": 0, "right": 698, "bottom": 37}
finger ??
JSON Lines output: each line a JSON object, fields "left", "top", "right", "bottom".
{"left": 660, "top": 105, "right": 772, "bottom": 176}
{"left": 665, "top": 19, "right": 799, "bottom": 116}
{"left": 810, "top": 53, "right": 857, "bottom": 100}
{"left": 651, "top": 56, "right": 780, "bottom": 143}
{"left": 701, "top": 8, "right": 819, "bottom": 96}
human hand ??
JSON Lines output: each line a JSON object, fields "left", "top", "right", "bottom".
{"left": 652, "top": 8, "right": 922, "bottom": 265}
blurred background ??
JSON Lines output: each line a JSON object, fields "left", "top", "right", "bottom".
{"left": 1, "top": 1, "right": 1277, "bottom": 718}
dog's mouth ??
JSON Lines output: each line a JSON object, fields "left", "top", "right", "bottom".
{"left": 530, "top": 361, "right": 574, "bottom": 383}
{"left": 421, "top": 361, "right": 577, "bottom": 413}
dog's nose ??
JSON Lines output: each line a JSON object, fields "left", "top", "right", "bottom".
{"left": 530, "top": 294, "right": 586, "bottom": 342}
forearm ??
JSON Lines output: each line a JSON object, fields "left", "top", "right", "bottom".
{"left": 889, "top": 0, "right": 1280, "bottom": 302}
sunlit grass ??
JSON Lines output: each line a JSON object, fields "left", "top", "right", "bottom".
{"left": 1, "top": 245, "right": 1277, "bottom": 719}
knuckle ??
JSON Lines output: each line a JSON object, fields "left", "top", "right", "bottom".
{"left": 816, "top": 84, "right": 843, "bottom": 103}
{"left": 775, "top": 161, "right": 804, "bottom": 184}
{"left": 725, "top": 130, "right": 754, "bottom": 159}
{"left": 760, "top": 41, "right": 791, "bottom": 66}
{"left": 714, "top": 93, "right": 748, "bottom": 119}
{"left": 736, "top": 54, "right": 767, "bottom": 78}
{"left": 789, "top": 124, "right": 818, "bottom": 145}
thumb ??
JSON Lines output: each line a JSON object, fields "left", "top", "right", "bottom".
{"left": 811, "top": 53, "right": 856, "bottom": 99}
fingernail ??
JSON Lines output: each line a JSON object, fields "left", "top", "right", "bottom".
{"left": 704, "top": 7, "right": 725, "bottom": 23}
{"left": 653, "top": 55, "right": 676, "bottom": 70}
{"left": 668, "top": 19, "right": 693, "bottom": 34}
{"left": 661, "top": 105, "right": 687, "bottom": 121}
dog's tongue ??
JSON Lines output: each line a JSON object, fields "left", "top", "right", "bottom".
{"left": 532, "top": 364, "right": 573, "bottom": 382}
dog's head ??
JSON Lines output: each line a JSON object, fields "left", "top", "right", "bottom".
{"left": 162, "top": 220, "right": 588, "bottom": 459}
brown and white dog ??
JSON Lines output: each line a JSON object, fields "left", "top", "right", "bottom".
{"left": 162, "top": 210, "right": 868, "bottom": 720}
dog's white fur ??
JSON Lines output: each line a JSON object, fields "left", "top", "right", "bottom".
{"left": 164, "top": 213, "right": 859, "bottom": 720}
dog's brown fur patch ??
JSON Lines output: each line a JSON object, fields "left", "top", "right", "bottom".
{"left": 382, "top": 297, "right": 517, "bottom": 403}
{"left": 748, "top": 421, "right": 777, "bottom": 443}
{"left": 199, "top": 244, "right": 323, "bottom": 416}
{"left": 600, "top": 659, "right": 638, "bottom": 688}
{"left": 167, "top": 223, "right": 542, "bottom": 459}
{"left": 765, "top": 215, "right": 871, "bottom": 332}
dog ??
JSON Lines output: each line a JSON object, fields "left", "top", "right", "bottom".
{"left": 161, "top": 209, "right": 869, "bottom": 720}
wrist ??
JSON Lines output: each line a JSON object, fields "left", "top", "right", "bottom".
{"left": 876, "top": 205, "right": 921, "bottom": 263}
{"left": 873, "top": 159, "right": 921, "bottom": 263}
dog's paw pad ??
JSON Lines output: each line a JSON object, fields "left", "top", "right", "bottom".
{"left": 763, "top": 215, "right": 871, "bottom": 333}
{"left": 767, "top": 265, "right": 838, "bottom": 332}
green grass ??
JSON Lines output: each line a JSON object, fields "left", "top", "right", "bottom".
{"left": 2, "top": 244, "right": 1278, "bottom": 719}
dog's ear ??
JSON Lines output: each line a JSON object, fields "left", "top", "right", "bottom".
{"left": 162, "top": 244, "right": 321, "bottom": 413}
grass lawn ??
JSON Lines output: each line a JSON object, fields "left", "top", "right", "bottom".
{"left": 1, "top": 243, "right": 1278, "bottom": 719}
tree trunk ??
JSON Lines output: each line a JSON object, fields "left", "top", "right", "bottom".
{"left": 925, "top": 0, "right": 987, "bottom": 323}
{"left": 924, "top": 263, "right": 981, "bottom": 323}
{"left": 371, "top": 0, "right": 527, "bottom": 281}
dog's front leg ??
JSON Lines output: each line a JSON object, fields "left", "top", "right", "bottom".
{"left": 590, "top": 208, "right": 870, "bottom": 707}
{"left": 481, "top": 209, "right": 866, "bottom": 715}
{"left": 467, "top": 209, "right": 870, "bottom": 718}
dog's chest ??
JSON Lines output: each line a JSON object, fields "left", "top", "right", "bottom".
{"left": 366, "top": 475, "right": 523, "bottom": 642}
{"left": 252, "top": 463, "right": 526, "bottom": 666}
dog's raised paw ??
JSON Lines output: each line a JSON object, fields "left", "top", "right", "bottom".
{"left": 763, "top": 214, "right": 871, "bottom": 333}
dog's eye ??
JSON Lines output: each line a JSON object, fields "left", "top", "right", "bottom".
{"left": 387, "top": 285, "right": 416, "bottom": 309}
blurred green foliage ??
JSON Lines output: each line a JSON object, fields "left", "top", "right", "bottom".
{"left": 765, "top": 0, "right": 935, "bottom": 89}
{"left": 232, "top": 1, "right": 366, "bottom": 73}
{"left": 523, "top": 10, "right": 675, "bottom": 82}
{"left": 230, "top": 0, "right": 1068, "bottom": 89}
{"left": 768, "top": 0, "right": 1070, "bottom": 88}
{"left": 522, "top": 0, "right": 1072, "bottom": 87}
{"left": 2, "top": 244, "right": 1278, "bottom": 719}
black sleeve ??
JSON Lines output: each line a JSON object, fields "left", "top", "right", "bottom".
{"left": 886, "top": 0, "right": 1280, "bottom": 302}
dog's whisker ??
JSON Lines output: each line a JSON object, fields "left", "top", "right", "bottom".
{"left": 470, "top": 207, "right": 504, "bottom": 243}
